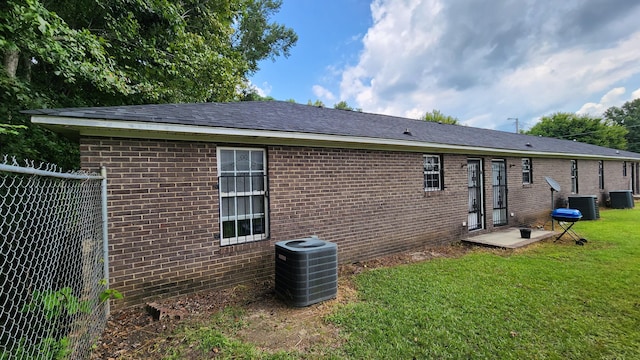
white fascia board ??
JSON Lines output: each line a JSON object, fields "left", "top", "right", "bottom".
{"left": 31, "top": 115, "right": 636, "bottom": 161}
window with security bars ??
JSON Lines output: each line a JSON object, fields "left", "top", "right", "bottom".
{"left": 522, "top": 158, "right": 532, "bottom": 184}
{"left": 571, "top": 160, "right": 579, "bottom": 193}
{"left": 598, "top": 160, "right": 604, "bottom": 190}
{"left": 218, "top": 148, "right": 268, "bottom": 246}
{"left": 423, "top": 155, "right": 443, "bottom": 191}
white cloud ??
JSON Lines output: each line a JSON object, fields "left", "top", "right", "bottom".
{"left": 246, "top": 81, "right": 272, "bottom": 97}
{"left": 577, "top": 85, "right": 640, "bottom": 116}
{"left": 337, "top": 0, "right": 640, "bottom": 131}
{"left": 576, "top": 87, "right": 626, "bottom": 116}
{"left": 311, "top": 85, "right": 336, "bottom": 102}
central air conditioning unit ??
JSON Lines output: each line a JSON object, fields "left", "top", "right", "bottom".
{"left": 568, "top": 195, "right": 600, "bottom": 220}
{"left": 275, "top": 238, "right": 338, "bottom": 307}
{"left": 609, "top": 190, "right": 635, "bottom": 209}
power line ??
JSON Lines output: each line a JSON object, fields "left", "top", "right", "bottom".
{"left": 554, "top": 124, "right": 640, "bottom": 139}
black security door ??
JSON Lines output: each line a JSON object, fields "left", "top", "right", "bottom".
{"left": 467, "top": 159, "right": 484, "bottom": 231}
{"left": 633, "top": 163, "right": 639, "bottom": 195}
{"left": 492, "top": 160, "right": 508, "bottom": 226}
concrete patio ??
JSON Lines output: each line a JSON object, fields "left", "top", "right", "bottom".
{"left": 463, "top": 228, "right": 556, "bottom": 249}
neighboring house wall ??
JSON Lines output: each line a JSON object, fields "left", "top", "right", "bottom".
{"left": 80, "top": 137, "right": 631, "bottom": 305}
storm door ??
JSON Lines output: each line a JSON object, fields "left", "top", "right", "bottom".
{"left": 633, "top": 162, "right": 639, "bottom": 195}
{"left": 467, "top": 159, "right": 484, "bottom": 231}
{"left": 491, "top": 160, "right": 508, "bottom": 226}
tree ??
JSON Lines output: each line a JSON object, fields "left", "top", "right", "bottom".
{"left": 0, "top": 0, "right": 297, "bottom": 169}
{"left": 237, "top": 81, "right": 275, "bottom": 101}
{"left": 420, "top": 109, "right": 459, "bottom": 125}
{"left": 0, "top": 124, "right": 25, "bottom": 136}
{"left": 44, "top": 0, "right": 297, "bottom": 104}
{"left": 604, "top": 98, "right": 640, "bottom": 153}
{"left": 232, "top": 0, "right": 298, "bottom": 74}
{"left": 307, "top": 99, "right": 325, "bottom": 107}
{"left": 0, "top": 0, "right": 127, "bottom": 168}
{"left": 333, "top": 101, "right": 354, "bottom": 111}
{"left": 238, "top": 91, "right": 276, "bottom": 101}
{"left": 526, "top": 112, "right": 628, "bottom": 150}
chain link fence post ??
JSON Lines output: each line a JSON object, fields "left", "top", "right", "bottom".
{"left": 1, "top": 156, "right": 109, "bottom": 359}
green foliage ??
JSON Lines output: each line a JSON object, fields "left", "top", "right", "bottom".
{"left": 333, "top": 100, "right": 354, "bottom": 111}
{"left": 5, "top": 286, "right": 122, "bottom": 359}
{"left": 0, "top": 124, "right": 25, "bottom": 135}
{"left": 307, "top": 99, "right": 325, "bottom": 107}
{"left": 527, "top": 112, "right": 628, "bottom": 149}
{"left": 0, "top": 0, "right": 297, "bottom": 168}
{"left": 232, "top": 0, "right": 298, "bottom": 74}
{"left": 604, "top": 98, "right": 640, "bottom": 153}
{"left": 98, "top": 288, "right": 123, "bottom": 303}
{"left": 237, "top": 83, "right": 276, "bottom": 101}
{"left": 420, "top": 109, "right": 460, "bottom": 125}
{"left": 22, "top": 287, "right": 92, "bottom": 321}
{"left": 84, "top": 0, "right": 244, "bottom": 104}
{"left": 0, "top": 0, "right": 114, "bottom": 169}
{"left": 334, "top": 100, "right": 363, "bottom": 112}
{"left": 0, "top": 336, "right": 71, "bottom": 360}
{"left": 1, "top": 0, "right": 130, "bottom": 93}
{"left": 4, "top": 287, "right": 91, "bottom": 359}
{"left": 0, "top": 111, "right": 80, "bottom": 170}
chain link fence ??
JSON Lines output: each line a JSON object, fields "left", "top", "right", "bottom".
{"left": 1, "top": 156, "right": 109, "bottom": 359}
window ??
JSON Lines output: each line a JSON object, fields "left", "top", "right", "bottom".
{"left": 522, "top": 158, "right": 532, "bottom": 184}
{"left": 623, "top": 161, "right": 627, "bottom": 177}
{"left": 423, "top": 155, "right": 443, "bottom": 191}
{"left": 598, "top": 161, "right": 604, "bottom": 190}
{"left": 571, "top": 160, "right": 579, "bottom": 193}
{"left": 218, "top": 148, "right": 268, "bottom": 246}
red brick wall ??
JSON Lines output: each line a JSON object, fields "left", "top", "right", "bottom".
{"left": 502, "top": 157, "right": 629, "bottom": 225}
{"left": 268, "top": 148, "right": 469, "bottom": 263}
{"left": 80, "top": 138, "right": 277, "bottom": 305}
{"left": 80, "top": 137, "right": 631, "bottom": 305}
{"left": 505, "top": 157, "right": 570, "bottom": 225}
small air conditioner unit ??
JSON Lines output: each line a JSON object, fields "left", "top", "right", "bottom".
{"left": 275, "top": 238, "right": 337, "bottom": 307}
{"left": 568, "top": 195, "right": 600, "bottom": 220}
{"left": 609, "top": 190, "right": 634, "bottom": 209}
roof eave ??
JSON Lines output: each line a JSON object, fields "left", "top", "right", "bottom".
{"left": 31, "top": 115, "right": 638, "bottom": 161}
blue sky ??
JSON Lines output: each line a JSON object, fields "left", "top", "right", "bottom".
{"left": 250, "top": 0, "right": 640, "bottom": 132}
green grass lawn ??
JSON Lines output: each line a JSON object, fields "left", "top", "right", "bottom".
{"left": 156, "top": 206, "right": 640, "bottom": 359}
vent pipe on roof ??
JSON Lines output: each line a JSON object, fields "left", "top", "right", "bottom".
{"left": 403, "top": 128, "right": 412, "bottom": 136}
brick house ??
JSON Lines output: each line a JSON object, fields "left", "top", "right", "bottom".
{"left": 29, "top": 101, "right": 640, "bottom": 305}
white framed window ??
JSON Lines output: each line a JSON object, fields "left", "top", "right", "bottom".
{"left": 217, "top": 148, "right": 268, "bottom": 246}
{"left": 423, "top": 155, "right": 443, "bottom": 191}
{"left": 522, "top": 158, "right": 532, "bottom": 184}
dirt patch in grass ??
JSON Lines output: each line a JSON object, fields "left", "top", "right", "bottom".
{"left": 91, "top": 243, "right": 472, "bottom": 359}
{"left": 235, "top": 280, "right": 354, "bottom": 354}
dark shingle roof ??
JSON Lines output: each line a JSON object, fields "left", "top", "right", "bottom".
{"left": 26, "top": 101, "right": 640, "bottom": 159}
